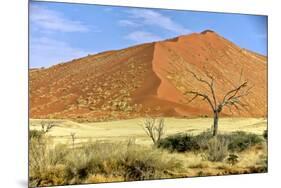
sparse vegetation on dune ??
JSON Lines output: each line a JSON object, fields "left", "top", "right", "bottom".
{"left": 29, "top": 31, "right": 267, "bottom": 122}
{"left": 29, "top": 118, "right": 267, "bottom": 187}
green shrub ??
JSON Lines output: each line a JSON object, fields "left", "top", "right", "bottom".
{"left": 227, "top": 131, "right": 264, "bottom": 152}
{"left": 158, "top": 131, "right": 264, "bottom": 153}
{"left": 157, "top": 134, "right": 200, "bottom": 152}
{"left": 195, "top": 131, "right": 264, "bottom": 152}
{"left": 207, "top": 137, "right": 228, "bottom": 162}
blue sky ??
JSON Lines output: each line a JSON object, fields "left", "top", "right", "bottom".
{"left": 29, "top": 1, "right": 267, "bottom": 68}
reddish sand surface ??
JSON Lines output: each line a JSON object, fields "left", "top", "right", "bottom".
{"left": 29, "top": 30, "right": 267, "bottom": 122}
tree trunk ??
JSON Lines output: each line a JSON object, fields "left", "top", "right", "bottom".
{"left": 213, "top": 110, "right": 219, "bottom": 136}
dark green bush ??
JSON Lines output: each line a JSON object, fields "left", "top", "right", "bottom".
{"left": 158, "top": 131, "right": 264, "bottom": 153}
{"left": 157, "top": 134, "right": 200, "bottom": 152}
{"left": 227, "top": 131, "right": 264, "bottom": 152}
{"left": 195, "top": 131, "right": 263, "bottom": 152}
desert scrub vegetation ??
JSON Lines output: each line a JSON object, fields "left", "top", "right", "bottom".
{"left": 29, "top": 134, "right": 183, "bottom": 187}
{"left": 157, "top": 131, "right": 265, "bottom": 161}
{"left": 29, "top": 119, "right": 267, "bottom": 187}
{"left": 225, "top": 131, "right": 264, "bottom": 152}
{"left": 157, "top": 134, "right": 200, "bottom": 152}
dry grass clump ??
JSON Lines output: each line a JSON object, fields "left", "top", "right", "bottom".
{"left": 29, "top": 135, "right": 182, "bottom": 187}
{"left": 206, "top": 137, "right": 229, "bottom": 162}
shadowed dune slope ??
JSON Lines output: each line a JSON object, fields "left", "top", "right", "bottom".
{"left": 29, "top": 30, "right": 267, "bottom": 121}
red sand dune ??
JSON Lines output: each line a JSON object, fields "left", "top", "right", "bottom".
{"left": 29, "top": 30, "right": 267, "bottom": 121}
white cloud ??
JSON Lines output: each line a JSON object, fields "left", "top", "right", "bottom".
{"left": 118, "top": 20, "right": 139, "bottom": 27}
{"left": 30, "top": 5, "right": 90, "bottom": 32}
{"left": 30, "top": 37, "right": 92, "bottom": 68}
{"left": 125, "top": 31, "right": 162, "bottom": 44}
{"left": 127, "top": 9, "right": 191, "bottom": 35}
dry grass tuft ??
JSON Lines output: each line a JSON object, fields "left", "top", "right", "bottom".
{"left": 29, "top": 134, "right": 183, "bottom": 187}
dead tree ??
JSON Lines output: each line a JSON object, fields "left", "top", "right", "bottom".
{"left": 142, "top": 117, "right": 165, "bottom": 145}
{"left": 40, "top": 121, "right": 56, "bottom": 134}
{"left": 185, "top": 69, "right": 252, "bottom": 136}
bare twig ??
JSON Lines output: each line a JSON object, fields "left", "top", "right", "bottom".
{"left": 40, "top": 121, "right": 56, "bottom": 134}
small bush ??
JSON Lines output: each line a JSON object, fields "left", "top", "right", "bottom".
{"left": 157, "top": 134, "right": 200, "bottom": 152}
{"left": 207, "top": 137, "right": 228, "bottom": 162}
{"left": 227, "top": 131, "right": 264, "bottom": 152}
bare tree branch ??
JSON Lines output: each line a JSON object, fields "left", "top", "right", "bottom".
{"left": 203, "top": 68, "right": 217, "bottom": 106}
{"left": 184, "top": 67, "right": 253, "bottom": 136}
{"left": 222, "top": 81, "right": 248, "bottom": 104}
{"left": 142, "top": 117, "right": 165, "bottom": 145}
{"left": 186, "top": 69, "right": 218, "bottom": 109}
{"left": 40, "top": 121, "right": 56, "bottom": 134}
{"left": 185, "top": 91, "right": 215, "bottom": 111}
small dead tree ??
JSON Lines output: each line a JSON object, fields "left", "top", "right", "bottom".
{"left": 142, "top": 117, "right": 165, "bottom": 145}
{"left": 40, "top": 121, "right": 56, "bottom": 134}
{"left": 185, "top": 69, "right": 252, "bottom": 136}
